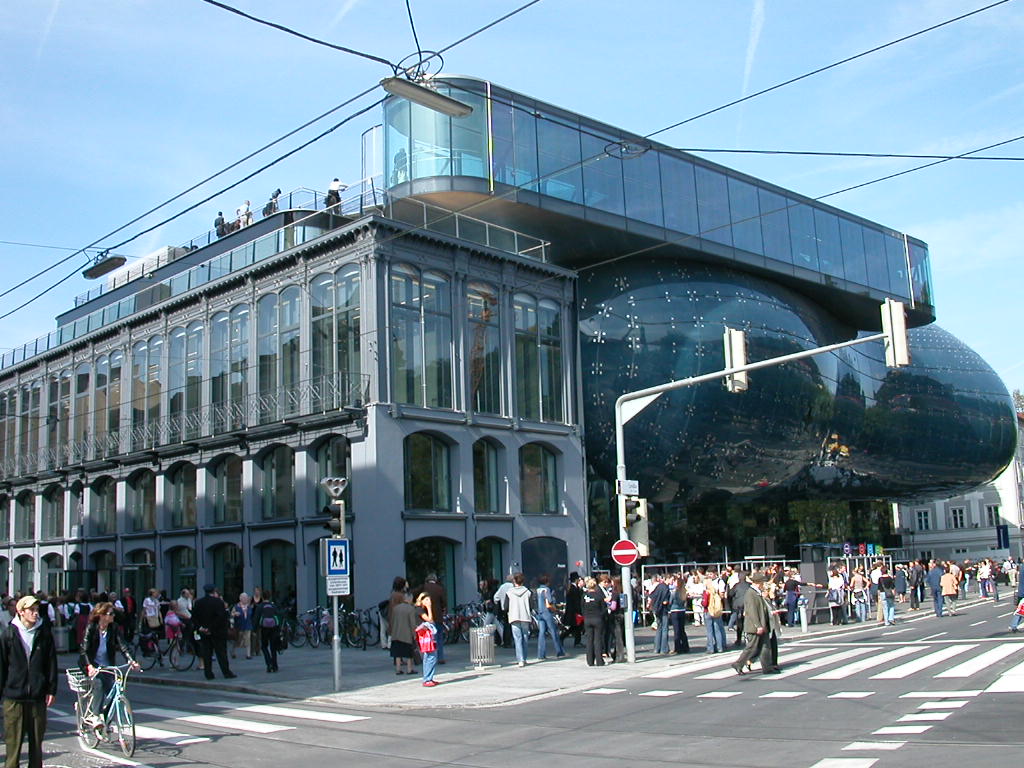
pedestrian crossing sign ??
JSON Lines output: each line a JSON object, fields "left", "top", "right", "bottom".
{"left": 324, "top": 538, "right": 349, "bottom": 576}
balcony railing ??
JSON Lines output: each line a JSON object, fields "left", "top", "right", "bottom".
{"left": 0, "top": 372, "right": 367, "bottom": 479}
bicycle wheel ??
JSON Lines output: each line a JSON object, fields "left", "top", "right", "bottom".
{"left": 287, "top": 619, "right": 307, "bottom": 648}
{"left": 75, "top": 699, "right": 100, "bottom": 748}
{"left": 113, "top": 697, "right": 136, "bottom": 758}
{"left": 307, "top": 620, "right": 321, "bottom": 648}
{"left": 344, "top": 613, "right": 364, "bottom": 649}
{"left": 169, "top": 638, "right": 196, "bottom": 671}
{"left": 134, "top": 638, "right": 159, "bottom": 671}
{"left": 361, "top": 613, "right": 380, "bottom": 647}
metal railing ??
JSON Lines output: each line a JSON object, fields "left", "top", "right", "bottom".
{"left": 0, "top": 372, "right": 367, "bottom": 479}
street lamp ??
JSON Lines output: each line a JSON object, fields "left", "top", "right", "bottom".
{"left": 380, "top": 77, "right": 473, "bottom": 118}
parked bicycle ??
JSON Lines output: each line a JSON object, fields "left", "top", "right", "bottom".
{"left": 67, "top": 663, "right": 137, "bottom": 757}
{"left": 443, "top": 603, "right": 485, "bottom": 644}
{"left": 132, "top": 627, "right": 196, "bottom": 671}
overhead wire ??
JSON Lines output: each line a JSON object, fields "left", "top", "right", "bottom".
{"left": 405, "top": 0, "right": 424, "bottom": 66}
{"left": 673, "top": 148, "right": 1024, "bottom": 162}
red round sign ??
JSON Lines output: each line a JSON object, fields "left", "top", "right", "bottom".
{"left": 610, "top": 539, "right": 640, "bottom": 566}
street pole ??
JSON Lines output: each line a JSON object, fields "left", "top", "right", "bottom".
{"left": 332, "top": 498, "right": 345, "bottom": 693}
{"left": 614, "top": 329, "right": 891, "bottom": 663}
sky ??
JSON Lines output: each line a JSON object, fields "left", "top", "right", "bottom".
{"left": 1, "top": 0, "right": 1022, "bottom": 396}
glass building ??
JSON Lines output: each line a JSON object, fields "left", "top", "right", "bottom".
{"left": 0, "top": 77, "right": 1014, "bottom": 603}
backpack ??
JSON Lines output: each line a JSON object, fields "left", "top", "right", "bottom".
{"left": 707, "top": 590, "right": 724, "bottom": 618}
{"left": 261, "top": 604, "right": 279, "bottom": 629}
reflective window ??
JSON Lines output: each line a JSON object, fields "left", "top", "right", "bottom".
{"left": 92, "top": 477, "right": 116, "bottom": 535}
{"left": 315, "top": 436, "right": 351, "bottom": 512}
{"left": 839, "top": 219, "right": 867, "bottom": 287}
{"left": 128, "top": 469, "right": 156, "bottom": 531}
{"left": 908, "top": 242, "right": 933, "bottom": 307}
{"left": 862, "top": 227, "right": 889, "bottom": 292}
{"left": 211, "top": 305, "right": 250, "bottom": 432}
{"left": 385, "top": 98, "right": 411, "bottom": 186}
{"left": 47, "top": 370, "right": 71, "bottom": 460}
{"left": 885, "top": 235, "right": 909, "bottom": 298}
{"left": 660, "top": 154, "right": 699, "bottom": 235}
{"left": 130, "top": 336, "right": 162, "bottom": 451}
{"left": 14, "top": 491, "right": 34, "bottom": 541}
{"left": 212, "top": 455, "right": 242, "bottom": 524}
{"left": 759, "top": 189, "right": 792, "bottom": 266}
{"left": 514, "top": 294, "right": 564, "bottom": 423}
{"left": 447, "top": 87, "right": 487, "bottom": 178}
{"left": 0, "top": 495, "right": 9, "bottom": 541}
{"left": 404, "top": 433, "right": 451, "bottom": 511}
{"left": 581, "top": 132, "right": 625, "bottom": 216}
{"left": 473, "top": 439, "right": 501, "bottom": 515}
{"left": 169, "top": 462, "right": 197, "bottom": 528}
{"left": 260, "top": 445, "right": 295, "bottom": 520}
{"left": 467, "top": 282, "right": 502, "bottom": 414}
{"left": 41, "top": 485, "right": 63, "bottom": 540}
{"left": 788, "top": 202, "right": 818, "bottom": 271}
{"left": 623, "top": 149, "right": 663, "bottom": 226}
{"left": 813, "top": 209, "right": 843, "bottom": 279}
{"left": 695, "top": 166, "right": 732, "bottom": 247}
{"left": 536, "top": 113, "right": 583, "bottom": 203}
{"left": 728, "top": 178, "right": 763, "bottom": 255}
{"left": 168, "top": 323, "right": 203, "bottom": 442}
{"left": 520, "top": 443, "right": 558, "bottom": 515}
{"left": 0, "top": 392, "right": 12, "bottom": 469}
{"left": 390, "top": 264, "right": 453, "bottom": 408}
{"left": 411, "top": 99, "right": 451, "bottom": 179}
{"left": 311, "top": 266, "right": 361, "bottom": 410}
{"left": 73, "top": 363, "right": 90, "bottom": 448}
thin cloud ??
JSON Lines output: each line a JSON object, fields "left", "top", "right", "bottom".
{"left": 35, "top": 0, "right": 62, "bottom": 61}
{"left": 328, "top": 0, "right": 362, "bottom": 31}
{"left": 741, "top": 0, "right": 765, "bottom": 97}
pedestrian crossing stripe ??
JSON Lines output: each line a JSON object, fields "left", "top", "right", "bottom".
{"left": 584, "top": 688, "right": 627, "bottom": 695}
{"left": 842, "top": 742, "right": 905, "bottom": 751}
{"left": 870, "top": 644, "right": 976, "bottom": 680}
{"left": 696, "top": 647, "right": 832, "bottom": 679}
{"left": 873, "top": 725, "right": 932, "bottom": 735}
{"left": 900, "top": 690, "right": 982, "bottom": 698}
{"left": 136, "top": 707, "right": 294, "bottom": 733}
{"left": 898, "top": 712, "right": 952, "bottom": 722}
{"left": 809, "top": 759, "right": 879, "bottom": 768}
{"left": 829, "top": 692, "right": 874, "bottom": 698}
{"left": 696, "top": 691, "right": 741, "bottom": 698}
{"left": 760, "top": 691, "right": 805, "bottom": 698}
{"left": 197, "top": 701, "right": 370, "bottom": 723}
{"left": 937, "top": 644, "right": 1019, "bottom": 677}
{"left": 637, "top": 690, "right": 683, "bottom": 697}
{"left": 810, "top": 647, "right": 920, "bottom": 680}
{"left": 770, "top": 647, "right": 873, "bottom": 680}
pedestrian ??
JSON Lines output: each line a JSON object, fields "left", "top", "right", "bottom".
{"left": 121, "top": 588, "right": 137, "bottom": 641}
{"left": 492, "top": 574, "right": 514, "bottom": 649}
{"left": 732, "top": 572, "right": 774, "bottom": 675}
{"left": 326, "top": 178, "right": 346, "bottom": 209}
{"left": 502, "top": 573, "right": 532, "bottom": 667}
{"left": 668, "top": 575, "right": 690, "bottom": 654}
{"left": 534, "top": 574, "right": 565, "bottom": 660}
{"left": 563, "top": 572, "right": 584, "bottom": 648}
{"left": 926, "top": 559, "right": 945, "bottom": 617}
{"left": 414, "top": 593, "right": 439, "bottom": 687}
{"left": 647, "top": 575, "right": 671, "bottom": 654}
{"left": 850, "top": 567, "right": 870, "bottom": 623}
{"left": 826, "top": 568, "right": 846, "bottom": 625}
{"left": 230, "top": 593, "right": 253, "bottom": 660}
{"left": 214, "top": 211, "right": 227, "bottom": 237}
{"left": 0, "top": 595, "right": 58, "bottom": 768}
{"left": 416, "top": 574, "right": 448, "bottom": 664}
{"left": 191, "top": 584, "right": 236, "bottom": 680}
{"left": 79, "top": 602, "right": 139, "bottom": 725}
{"left": 877, "top": 565, "right": 897, "bottom": 625}
{"left": 236, "top": 200, "right": 252, "bottom": 228}
{"left": 894, "top": 564, "right": 908, "bottom": 603}
{"left": 384, "top": 577, "right": 408, "bottom": 651}
{"left": 727, "top": 572, "right": 750, "bottom": 647}
{"left": 254, "top": 591, "right": 281, "bottom": 673}
{"left": 250, "top": 587, "right": 263, "bottom": 658}
{"left": 141, "top": 588, "right": 161, "bottom": 633}
{"left": 607, "top": 577, "right": 628, "bottom": 663}
{"left": 703, "top": 572, "right": 727, "bottom": 653}
{"left": 940, "top": 566, "right": 959, "bottom": 616}
{"left": 388, "top": 593, "right": 418, "bottom": 675}
{"left": 1009, "top": 595, "right": 1024, "bottom": 632}
{"left": 262, "top": 188, "right": 281, "bottom": 217}
{"left": 908, "top": 561, "right": 923, "bottom": 610}
{"left": 581, "top": 578, "right": 605, "bottom": 667}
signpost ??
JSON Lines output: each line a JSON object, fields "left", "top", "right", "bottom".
{"left": 611, "top": 539, "right": 640, "bottom": 567}
{"left": 320, "top": 477, "right": 348, "bottom": 692}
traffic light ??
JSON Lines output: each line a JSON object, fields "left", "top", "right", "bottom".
{"left": 321, "top": 505, "right": 343, "bottom": 536}
{"left": 723, "top": 327, "right": 748, "bottom": 393}
{"left": 319, "top": 477, "right": 348, "bottom": 537}
{"left": 880, "top": 298, "right": 910, "bottom": 368}
{"left": 623, "top": 496, "right": 650, "bottom": 556}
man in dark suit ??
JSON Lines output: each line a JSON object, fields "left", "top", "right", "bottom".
{"left": 727, "top": 573, "right": 751, "bottom": 647}
{"left": 191, "top": 584, "right": 236, "bottom": 680}
{"left": 732, "top": 572, "right": 773, "bottom": 675}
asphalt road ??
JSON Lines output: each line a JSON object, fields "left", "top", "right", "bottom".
{"left": 16, "top": 596, "right": 1024, "bottom": 768}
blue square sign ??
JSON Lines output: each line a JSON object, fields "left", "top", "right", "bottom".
{"left": 325, "top": 539, "right": 349, "bottom": 576}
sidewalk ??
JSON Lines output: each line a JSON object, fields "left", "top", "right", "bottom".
{"left": 88, "top": 597, "right": 989, "bottom": 710}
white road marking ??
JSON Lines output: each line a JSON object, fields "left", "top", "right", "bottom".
{"left": 898, "top": 712, "right": 952, "bottom": 722}
{"left": 644, "top": 654, "right": 743, "bottom": 679}
{"left": 136, "top": 707, "right": 294, "bottom": 734}
{"left": 197, "top": 701, "right": 369, "bottom": 723}
{"left": 78, "top": 746, "right": 155, "bottom": 767}
{"left": 697, "top": 647, "right": 833, "bottom": 679}
{"left": 50, "top": 707, "right": 71, "bottom": 717}
{"left": 811, "top": 646, "right": 919, "bottom": 680}
{"left": 637, "top": 690, "right": 683, "bottom": 697}
{"left": 882, "top": 628, "right": 913, "bottom": 636}
{"left": 872, "top": 725, "right": 932, "bottom": 735}
{"left": 133, "top": 725, "right": 211, "bottom": 746}
{"left": 901, "top": 690, "right": 981, "bottom": 698}
{"left": 760, "top": 691, "right": 806, "bottom": 698}
{"left": 918, "top": 700, "right": 968, "bottom": 709}
{"left": 696, "top": 691, "right": 742, "bottom": 698}
{"left": 936, "top": 643, "right": 1019, "bottom": 678}
{"left": 771, "top": 647, "right": 874, "bottom": 680}
{"left": 870, "top": 644, "right": 976, "bottom": 679}
{"left": 918, "top": 632, "right": 947, "bottom": 641}
{"left": 969, "top": 621, "right": 987, "bottom": 626}
{"left": 584, "top": 688, "right": 627, "bottom": 695}
{"left": 829, "top": 691, "right": 874, "bottom": 699}
{"left": 809, "top": 759, "right": 878, "bottom": 768}
{"left": 842, "top": 742, "right": 905, "bottom": 751}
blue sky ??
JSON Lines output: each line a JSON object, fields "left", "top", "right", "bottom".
{"left": 2, "top": 0, "right": 1022, "bottom": 395}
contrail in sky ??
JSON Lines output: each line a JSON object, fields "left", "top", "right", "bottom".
{"left": 36, "top": 0, "right": 62, "bottom": 61}
{"left": 741, "top": 0, "right": 766, "bottom": 97}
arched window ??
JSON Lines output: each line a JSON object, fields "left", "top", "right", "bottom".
{"left": 514, "top": 294, "right": 563, "bottom": 422}
{"left": 467, "top": 282, "right": 501, "bottom": 414}
{"left": 520, "top": 443, "right": 558, "bottom": 515}
{"left": 211, "top": 454, "right": 242, "bottom": 524}
{"left": 0, "top": 391, "right": 13, "bottom": 469}
{"left": 41, "top": 484, "right": 64, "bottom": 540}
{"left": 211, "top": 305, "right": 249, "bottom": 433}
{"left": 14, "top": 490, "right": 35, "bottom": 541}
{"left": 92, "top": 476, "right": 117, "bottom": 535}
{"left": 168, "top": 323, "right": 204, "bottom": 441}
{"left": 472, "top": 439, "right": 501, "bottom": 514}
{"left": 260, "top": 445, "right": 294, "bottom": 520}
{"left": 93, "top": 355, "right": 110, "bottom": 451}
{"left": 167, "top": 546, "right": 197, "bottom": 597}
{"left": 404, "top": 433, "right": 451, "bottom": 511}
{"left": 391, "top": 265, "right": 453, "bottom": 408}
{"left": 168, "top": 462, "right": 197, "bottom": 528}
{"left": 19, "top": 381, "right": 41, "bottom": 462}
{"left": 315, "top": 436, "right": 351, "bottom": 511}
{"left": 130, "top": 335, "right": 163, "bottom": 450}
{"left": 0, "top": 495, "right": 10, "bottom": 541}
{"left": 128, "top": 469, "right": 156, "bottom": 531}
{"left": 256, "top": 287, "right": 301, "bottom": 423}
{"left": 310, "top": 265, "right": 361, "bottom": 410}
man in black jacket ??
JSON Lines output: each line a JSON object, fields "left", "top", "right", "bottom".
{"left": 191, "top": 584, "right": 236, "bottom": 680}
{"left": 0, "top": 595, "right": 58, "bottom": 768}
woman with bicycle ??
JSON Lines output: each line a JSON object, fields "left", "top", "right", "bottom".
{"left": 79, "top": 603, "right": 140, "bottom": 725}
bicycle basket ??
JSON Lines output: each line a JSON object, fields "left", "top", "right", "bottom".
{"left": 66, "top": 668, "right": 91, "bottom": 694}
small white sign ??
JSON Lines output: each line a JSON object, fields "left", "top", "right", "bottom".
{"left": 326, "top": 575, "right": 351, "bottom": 596}
{"left": 617, "top": 479, "right": 640, "bottom": 496}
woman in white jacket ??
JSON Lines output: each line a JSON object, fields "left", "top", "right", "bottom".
{"left": 503, "top": 573, "right": 533, "bottom": 667}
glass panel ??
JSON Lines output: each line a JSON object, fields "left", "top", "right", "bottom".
{"left": 862, "top": 227, "right": 889, "bottom": 292}
{"left": 410, "top": 100, "right": 451, "bottom": 178}
{"left": 788, "top": 201, "right": 819, "bottom": 271}
{"left": 404, "top": 433, "right": 450, "bottom": 511}
{"left": 385, "top": 98, "right": 411, "bottom": 186}
{"left": 467, "top": 282, "right": 501, "bottom": 414}
{"left": 695, "top": 166, "right": 732, "bottom": 246}
{"left": 813, "top": 209, "right": 843, "bottom": 279}
{"left": 581, "top": 133, "right": 625, "bottom": 216}
{"left": 660, "top": 155, "right": 699, "bottom": 235}
{"left": 759, "top": 189, "right": 792, "bottom": 265}
{"left": 840, "top": 218, "right": 867, "bottom": 287}
{"left": 884, "top": 234, "right": 909, "bottom": 299}
{"left": 536, "top": 113, "right": 583, "bottom": 203}
{"left": 908, "top": 242, "right": 933, "bottom": 307}
{"left": 728, "top": 178, "right": 763, "bottom": 255}
{"left": 520, "top": 444, "right": 557, "bottom": 514}
{"left": 447, "top": 88, "right": 487, "bottom": 178}
{"left": 623, "top": 148, "right": 663, "bottom": 226}
{"left": 473, "top": 440, "right": 500, "bottom": 514}
{"left": 514, "top": 294, "right": 539, "bottom": 421}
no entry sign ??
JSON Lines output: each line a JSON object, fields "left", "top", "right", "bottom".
{"left": 611, "top": 539, "right": 640, "bottom": 567}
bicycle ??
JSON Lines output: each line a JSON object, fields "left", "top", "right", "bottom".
{"left": 358, "top": 606, "right": 380, "bottom": 647}
{"left": 132, "top": 628, "right": 196, "bottom": 671}
{"left": 67, "top": 663, "right": 137, "bottom": 757}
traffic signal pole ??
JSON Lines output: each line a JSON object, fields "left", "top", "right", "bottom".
{"left": 615, "top": 304, "right": 909, "bottom": 662}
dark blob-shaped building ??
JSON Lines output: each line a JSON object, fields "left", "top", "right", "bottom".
{"left": 386, "top": 76, "right": 1017, "bottom": 506}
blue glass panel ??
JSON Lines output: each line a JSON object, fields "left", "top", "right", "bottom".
{"left": 512, "top": 101, "right": 539, "bottom": 191}
{"left": 695, "top": 166, "right": 732, "bottom": 246}
{"left": 884, "top": 235, "right": 909, "bottom": 299}
{"left": 581, "top": 133, "right": 625, "bottom": 216}
{"left": 384, "top": 98, "right": 411, "bottom": 186}
{"left": 788, "top": 202, "right": 818, "bottom": 271}
{"left": 660, "top": 155, "right": 698, "bottom": 235}
{"left": 839, "top": 218, "right": 867, "bottom": 287}
{"left": 410, "top": 101, "right": 451, "bottom": 178}
{"left": 623, "top": 148, "right": 663, "bottom": 226}
{"left": 490, "top": 97, "right": 515, "bottom": 186}
{"left": 170, "top": 274, "right": 188, "bottom": 296}
{"left": 758, "top": 189, "right": 792, "bottom": 266}
{"left": 447, "top": 88, "right": 487, "bottom": 179}
{"left": 727, "top": 178, "right": 762, "bottom": 255}
{"left": 536, "top": 113, "right": 583, "bottom": 203}
{"left": 862, "top": 227, "right": 889, "bottom": 292}
{"left": 813, "top": 209, "right": 843, "bottom": 279}
{"left": 908, "top": 242, "right": 933, "bottom": 307}
{"left": 103, "top": 305, "right": 118, "bottom": 325}
{"left": 254, "top": 232, "right": 277, "bottom": 261}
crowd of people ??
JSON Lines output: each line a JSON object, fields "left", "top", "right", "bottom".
{"left": 212, "top": 177, "right": 347, "bottom": 239}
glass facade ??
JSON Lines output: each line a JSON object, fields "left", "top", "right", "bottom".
{"left": 390, "top": 265, "right": 453, "bottom": 409}
{"left": 383, "top": 77, "right": 934, "bottom": 313}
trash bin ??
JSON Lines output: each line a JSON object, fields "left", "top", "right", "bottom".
{"left": 469, "top": 626, "right": 495, "bottom": 669}
{"left": 52, "top": 625, "right": 71, "bottom": 653}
